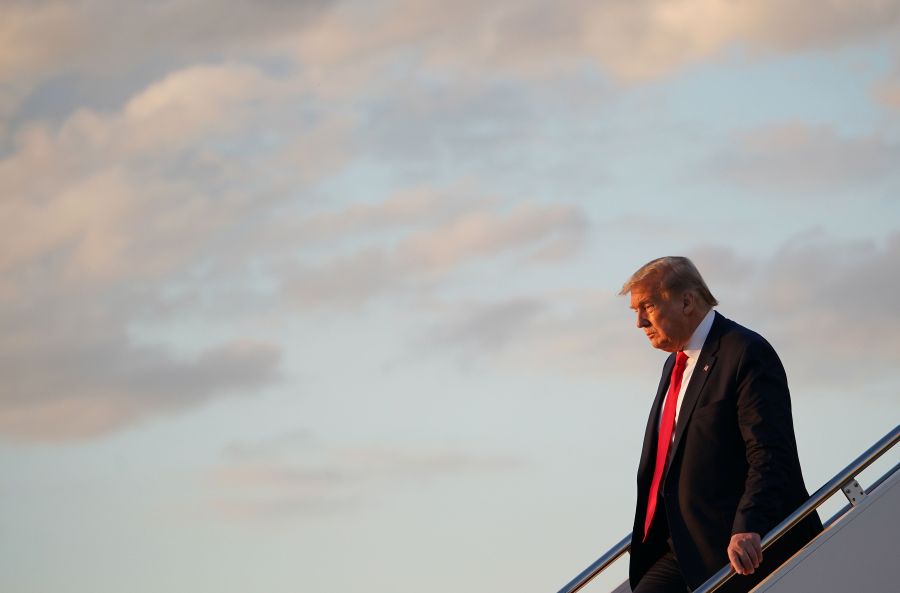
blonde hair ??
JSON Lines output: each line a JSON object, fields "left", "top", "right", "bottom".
{"left": 619, "top": 256, "right": 718, "bottom": 307}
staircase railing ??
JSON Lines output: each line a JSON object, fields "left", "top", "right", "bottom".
{"left": 555, "top": 424, "right": 900, "bottom": 593}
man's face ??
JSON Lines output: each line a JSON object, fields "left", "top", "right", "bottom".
{"left": 629, "top": 283, "right": 693, "bottom": 352}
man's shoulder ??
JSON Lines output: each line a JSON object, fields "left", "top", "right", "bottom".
{"left": 710, "top": 313, "right": 790, "bottom": 395}
{"left": 712, "top": 312, "right": 778, "bottom": 356}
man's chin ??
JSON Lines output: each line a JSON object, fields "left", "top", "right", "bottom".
{"left": 648, "top": 337, "right": 674, "bottom": 352}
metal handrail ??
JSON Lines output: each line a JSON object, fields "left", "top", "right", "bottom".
{"left": 555, "top": 424, "right": 900, "bottom": 593}
{"left": 822, "top": 460, "right": 898, "bottom": 529}
{"left": 694, "top": 423, "right": 899, "bottom": 593}
{"left": 555, "top": 534, "right": 630, "bottom": 593}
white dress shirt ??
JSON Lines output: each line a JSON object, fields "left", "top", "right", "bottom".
{"left": 660, "top": 308, "right": 716, "bottom": 433}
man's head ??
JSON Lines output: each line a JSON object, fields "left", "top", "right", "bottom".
{"left": 620, "top": 256, "right": 718, "bottom": 352}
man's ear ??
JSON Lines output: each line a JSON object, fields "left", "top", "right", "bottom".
{"left": 681, "top": 291, "right": 696, "bottom": 315}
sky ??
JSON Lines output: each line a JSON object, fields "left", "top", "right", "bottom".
{"left": 1, "top": 1, "right": 899, "bottom": 592}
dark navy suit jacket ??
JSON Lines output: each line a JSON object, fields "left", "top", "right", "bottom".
{"left": 628, "top": 312, "right": 822, "bottom": 592}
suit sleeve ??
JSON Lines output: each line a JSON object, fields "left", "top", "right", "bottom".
{"left": 731, "top": 337, "right": 798, "bottom": 536}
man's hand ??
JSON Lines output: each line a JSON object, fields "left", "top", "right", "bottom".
{"left": 728, "top": 532, "right": 762, "bottom": 575}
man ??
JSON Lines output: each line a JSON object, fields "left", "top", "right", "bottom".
{"left": 620, "top": 257, "right": 822, "bottom": 593}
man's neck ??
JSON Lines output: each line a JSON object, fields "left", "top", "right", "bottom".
{"left": 677, "top": 307, "right": 712, "bottom": 351}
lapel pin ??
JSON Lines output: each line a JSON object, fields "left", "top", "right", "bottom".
{"left": 703, "top": 364, "right": 710, "bottom": 372}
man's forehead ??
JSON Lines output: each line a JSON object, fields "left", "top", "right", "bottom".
{"left": 629, "top": 286, "right": 656, "bottom": 308}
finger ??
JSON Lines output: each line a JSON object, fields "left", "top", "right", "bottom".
{"left": 743, "top": 542, "right": 761, "bottom": 568}
{"left": 729, "top": 553, "right": 744, "bottom": 575}
{"left": 735, "top": 547, "right": 754, "bottom": 574}
{"left": 749, "top": 538, "right": 763, "bottom": 568}
{"left": 729, "top": 549, "right": 750, "bottom": 575}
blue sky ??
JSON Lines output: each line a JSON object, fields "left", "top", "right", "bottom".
{"left": 2, "top": 2, "right": 899, "bottom": 592}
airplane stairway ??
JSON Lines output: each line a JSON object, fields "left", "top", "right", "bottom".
{"left": 555, "top": 425, "right": 899, "bottom": 593}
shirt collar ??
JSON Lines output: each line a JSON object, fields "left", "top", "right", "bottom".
{"left": 684, "top": 309, "right": 716, "bottom": 359}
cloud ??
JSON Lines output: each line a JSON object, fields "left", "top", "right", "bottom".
{"left": 424, "top": 231, "right": 900, "bottom": 393}
{"left": 2, "top": 3, "right": 334, "bottom": 146}
{"left": 289, "top": 0, "right": 900, "bottom": 84}
{"left": 291, "top": 187, "right": 478, "bottom": 244}
{"left": 283, "top": 198, "right": 589, "bottom": 308}
{"left": 677, "top": 234, "right": 900, "bottom": 391}
{"left": 223, "top": 429, "right": 313, "bottom": 461}
{"left": 0, "top": 50, "right": 590, "bottom": 442}
{"left": 208, "top": 434, "right": 520, "bottom": 518}
{"left": 705, "top": 123, "right": 900, "bottom": 195}
{"left": 1, "top": 60, "right": 345, "bottom": 286}
{"left": 0, "top": 331, "right": 281, "bottom": 441}
{"left": 403, "top": 202, "right": 587, "bottom": 268}
{"left": 5, "top": 0, "right": 892, "bottom": 446}
{"left": 711, "top": 231, "right": 900, "bottom": 374}
{"left": 0, "top": 63, "right": 333, "bottom": 442}
{"left": 0, "top": 0, "right": 333, "bottom": 98}
{"left": 874, "top": 56, "right": 900, "bottom": 110}
{"left": 4, "top": 0, "right": 898, "bottom": 135}
{"left": 433, "top": 299, "right": 548, "bottom": 353}
{"left": 1, "top": 46, "right": 595, "bottom": 442}
{"left": 422, "top": 289, "right": 654, "bottom": 379}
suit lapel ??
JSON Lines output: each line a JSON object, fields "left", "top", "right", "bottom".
{"left": 668, "top": 312, "right": 724, "bottom": 462}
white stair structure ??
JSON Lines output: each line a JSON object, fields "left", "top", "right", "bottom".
{"left": 555, "top": 425, "right": 899, "bottom": 593}
{"left": 751, "top": 466, "right": 899, "bottom": 593}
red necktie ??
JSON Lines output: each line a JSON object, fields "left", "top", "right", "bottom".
{"left": 643, "top": 351, "right": 688, "bottom": 542}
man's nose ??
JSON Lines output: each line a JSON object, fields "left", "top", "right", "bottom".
{"left": 636, "top": 311, "right": 649, "bottom": 328}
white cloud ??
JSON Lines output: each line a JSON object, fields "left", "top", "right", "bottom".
{"left": 683, "top": 235, "right": 900, "bottom": 389}
{"left": 718, "top": 232, "right": 900, "bottom": 374}
{"left": 292, "top": 187, "right": 478, "bottom": 244}
{"left": 208, "top": 434, "right": 520, "bottom": 519}
{"left": 706, "top": 123, "right": 900, "bottom": 195}
{"left": 3, "top": 0, "right": 897, "bottom": 136}
{"left": 424, "top": 231, "right": 900, "bottom": 393}
{"left": 0, "top": 332, "right": 281, "bottom": 441}
{"left": 283, "top": 198, "right": 589, "bottom": 307}
{"left": 0, "top": 53, "right": 591, "bottom": 441}
{"left": 0, "top": 60, "right": 350, "bottom": 288}
{"left": 874, "top": 55, "right": 900, "bottom": 110}
{"left": 403, "top": 203, "right": 587, "bottom": 268}
{"left": 0, "top": 63, "right": 328, "bottom": 442}
{"left": 422, "top": 289, "right": 652, "bottom": 379}
{"left": 0, "top": 0, "right": 333, "bottom": 110}
{"left": 433, "top": 298, "right": 547, "bottom": 353}
{"left": 4, "top": 0, "right": 894, "bottom": 445}
{"left": 121, "top": 63, "right": 280, "bottom": 149}
{"left": 288, "top": 0, "right": 900, "bottom": 84}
